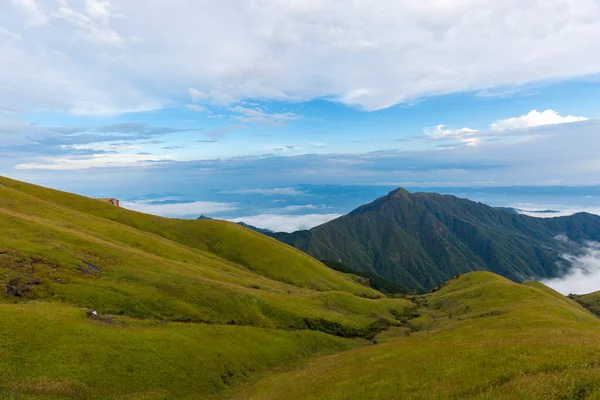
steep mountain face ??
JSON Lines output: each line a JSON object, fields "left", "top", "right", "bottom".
{"left": 272, "top": 188, "right": 600, "bottom": 292}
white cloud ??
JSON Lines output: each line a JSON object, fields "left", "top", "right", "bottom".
{"left": 56, "top": 2, "right": 123, "bottom": 46}
{"left": 11, "top": 0, "right": 47, "bottom": 25}
{"left": 61, "top": 143, "right": 143, "bottom": 152}
{"left": 491, "top": 110, "right": 588, "bottom": 131}
{"left": 425, "top": 125, "right": 480, "bottom": 147}
{"left": 426, "top": 109, "right": 589, "bottom": 147}
{"left": 231, "top": 213, "right": 341, "bottom": 232}
{"left": 426, "top": 125, "right": 478, "bottom": 138}
{"left": 4, "top": 1, "right": 600, "bottom": 113}
{"left": 186, "top": 104, "right": 206, "bottom": 112}
{"left": 542, "top": 241, "right": 600, "bottom": 295}
{"left": 122, "top": 200, "right": 237, "bottom": 218}
{"left": 222, "top": 187, "right": 308, "bottom": 196}
{"left": 14, "top": 152, "right": 172, "bottom": 170}
{"left": 85, "top": 0, "right": 112, "bottom": 26}
{"left": 0, "top": 27, "right": 22, "bottom": 40}
{"left": 307, "top": 142, "right": 328, "bottom": 148}
{"left": 188, "top": 88, "right": 208, "bottom": 102}
{"left": 512, "top": 203, "right": 600, "bottom": 218}
{"left": 230, "top": 106, "right": 300, "bottom": 125}
{"left": 282, "top": 204, "right": 321, "bottom": 211}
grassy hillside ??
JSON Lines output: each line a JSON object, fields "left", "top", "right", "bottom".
{"left": 4, "top": 176, "right": 600, "bottom": 399}
{"left": 571, "top": 290, "right": 600, "bottom": 317}
{"left": 0, "top": 176, "right": 413, "bottom": 398}
{"left": 273, "top": 188, "right": 600, "bottom": 292}
{"left": 239, "top": 272, "right": 600, "bottom": 400}
{"left": 0, "top": 176, "right": 376, "bottom": 295}
{"left": 0, "top": 302, "right": 362, "bottom": 399}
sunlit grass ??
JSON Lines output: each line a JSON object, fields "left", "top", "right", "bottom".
{"left": 0, "top": 175, "right": 410, "bottom": 398}
{"left": 238, "top": 273, "right": 600, "bottom": 400}
{"left": 3, "top": 176, "right": 600, "bottom": 399}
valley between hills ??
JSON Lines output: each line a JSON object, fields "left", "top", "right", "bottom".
{"left": 2, "top": 175, "right": 600, "bottom": 399}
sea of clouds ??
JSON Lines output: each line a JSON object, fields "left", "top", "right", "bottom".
{"left": 542, "top": 240, "right": 600, "bottom": 295}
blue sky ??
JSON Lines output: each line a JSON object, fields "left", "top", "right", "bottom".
{"left": 2, "top": 0, "right": 600, "bottom": 230}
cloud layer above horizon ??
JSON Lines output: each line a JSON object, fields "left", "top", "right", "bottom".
{"left": 3, "top": 0, "right": 600, "bottom": 114}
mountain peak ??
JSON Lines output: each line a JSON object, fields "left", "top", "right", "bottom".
{"left": 387, "top": 187, "right": 411, "bottom": 198}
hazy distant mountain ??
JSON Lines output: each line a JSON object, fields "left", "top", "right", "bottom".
{"left": 236, "top": 221, "right": 275, "bottom": 235}
{"left": 197, "top": 215, "right": 275, "bottom": 235}
{"left": 269, "top": 188, "right": 600, "bottom": 292}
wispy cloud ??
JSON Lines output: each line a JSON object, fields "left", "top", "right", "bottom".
{"left": 231, "top": 213, "right": 340, "bottom": 232}
{"left": 222, "top": 187, "right": 309, "bottom": 196}
{"left": 186, "top": 104, "right": 206, "bottom": 112}
{"left": 2, "top": 121, "right": 201, "bottom": 169}
{"left": 121, "top": 200, "right": 237, "bottom": 218}
{"left": 282, "top": 204, "right": 321, "bottom": 211}
{"left": 230, "top": 106, "right": 301, "bottom": 125}
{"left": 15, "top": 153, "right": 172, "bottom": 170}
{"left": 11, "top": 0, "right": 47, "bottom": 25}
{"left": 56, "top": 0, "right": 122, "bottom": 46}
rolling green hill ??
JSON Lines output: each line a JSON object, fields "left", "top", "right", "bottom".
{"left": 0, "top": 176, "right": 413, "bottom": 398}
{"left": 272, "top": 188, "right": 600, "bottom": 292}
{"left": 238, "top": 272, "right": 600, "bottom": 400}
{"left": 3, "top": 176, "right": 600, "bottom": 399}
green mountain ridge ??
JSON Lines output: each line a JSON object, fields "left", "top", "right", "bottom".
{"left": 269, "top": 188, "right": 600, "bottom": 292}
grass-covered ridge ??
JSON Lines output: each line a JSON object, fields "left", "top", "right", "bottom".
{"left": 3, "top": 176, "right": 600, "bottom": 399}
{"left": 239, "top": 272, "right": 600, "bottom": 400}
{"left": 0, "top": 176, "right": 412, "bottom": 398}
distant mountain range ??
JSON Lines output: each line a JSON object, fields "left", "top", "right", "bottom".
{"left": 198, "top": 215, "right": 275, "bottom": 235}
{"left": 259, "top": 188, "right": 600, "bottom": 292}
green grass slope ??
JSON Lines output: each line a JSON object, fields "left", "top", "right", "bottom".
{"left": 238, "top": 272, "right": 600, "bottom": 400}
{"left": 0, "top": 302, "right": 361, "bottom": 399}
{"left": 571, "top": 290, "right": 600, "bottom": 317}
{"left": 0, "top": 176, "right": 375, "bottom": 295}
{"left": 0, "top": 176, "right": 413, "bottom": 398}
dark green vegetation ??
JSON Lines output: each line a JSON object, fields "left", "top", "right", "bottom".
{"left": 320, "top": 259, "right": 407, "bottom": 294}
{"left": 272, "top": 188, "right": 600, "bottom": 292}
{"left": 0, "top": 176, "right": 412, "bottom": 398}
{"left": 3, "top": 176, "right": 600, "bottom": 399}
{"left": 239, "top": 273, "right": 600, "bottom": 399}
